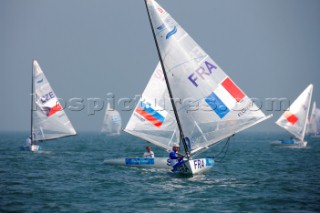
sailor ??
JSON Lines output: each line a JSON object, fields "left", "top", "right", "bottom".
{"left": 169, "top": 144, "right": 184, "bottom": 171}
{"left": 143, "top": 145, "right": 155, "bottom": 158}
{"left": 25, "top": 136, "right": 32, "bottom": 147}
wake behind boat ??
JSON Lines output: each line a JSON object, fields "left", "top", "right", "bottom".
{"left": 275, "top": 84, "right": 313, "bottom": 147}
{"left": 22, "top": 60, "right": 77, "bottom": 152}
{"left": 104, "top": 0, "right": 272, "bottom": 175}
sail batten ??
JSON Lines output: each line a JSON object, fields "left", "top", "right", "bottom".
{"left": 32, "top": 60, "right": 77, "bottom": 142}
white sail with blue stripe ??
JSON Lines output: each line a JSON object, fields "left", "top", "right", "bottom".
{"left": 125, "top": 62, "right": 179, "bottom": 151}
{"left": 101, "top": 103, "right": 122, "bottom": 136}
{"left": 139, "top": 0, "right": 271, "bottom": 156}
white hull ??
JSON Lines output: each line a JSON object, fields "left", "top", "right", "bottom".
{"left": 103, "top": 157, "right": 170, "bottom": 169}
{"left": 104, "top": 157, "right": 214, "bottom": 175}
{"left": 174, "top": 158, "right": 214, "bottom": 175}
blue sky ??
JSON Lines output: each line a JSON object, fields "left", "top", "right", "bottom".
{"left": 1, "top": 0, "right": 320, "bottom": 132}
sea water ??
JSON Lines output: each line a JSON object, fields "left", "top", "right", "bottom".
{"left": 0, "top": 132, "right": 319, "bottom": 212}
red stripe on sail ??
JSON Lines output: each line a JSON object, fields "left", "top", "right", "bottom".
{"left": 48, "top": 103, "right": 62, "bottom": 117}
{"left": 221, "top": 77, "right": 245, "bottom": 102}
{"left": 284, "top": 112, "right": 298, "bottom": 125}
{"left": 136, "top": 107, "right": 163, "bottom": 127}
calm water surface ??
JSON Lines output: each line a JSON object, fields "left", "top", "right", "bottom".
{"left": 0, "top": 132, "right": 319, "bottom": 212}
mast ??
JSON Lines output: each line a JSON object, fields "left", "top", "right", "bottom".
{"left": 144, "top": 0, "right": 190, "bottom": 158}
{"left": 30, "top": 60, "right": 34, "bottom": 144}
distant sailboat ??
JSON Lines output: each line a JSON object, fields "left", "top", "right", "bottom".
{"left": 308, "top": 102, "right": 320, "bottom": 138}
{"left": 101, "top": 103, "right": 122, "bottom": 136}
{"left": 275, "top": 84, "right": 313, "bottom": 147}
{"left": 22, "top": 60, "right": 77, "bottom": 152}
{"left": 118, "top": 0, "right": 272, "bottom": 175}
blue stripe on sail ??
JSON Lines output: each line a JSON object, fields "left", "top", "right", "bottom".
{"left": 205, "top": 92, "right": 230, "bottom": 119}
{"left": 166, "top": 26, "right": 177, "bottom": 40}
{"left": 140, "top": 102, "right": 165, "bottom": 123}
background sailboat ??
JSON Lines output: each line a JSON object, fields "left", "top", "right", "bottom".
{"left": 119, "top": 0, "right": 272, "bottom": 175}
{"left": 24, "top": 60, "right": 77, "bottom": 152}
{"left": 275, "top": 84, "right": 313, "bottom": 147}
{"left": 308, "top": 102, "right": 320, "bottom": 138}
{"left": 101, "top": 103, "right": 122, "bottom": 136}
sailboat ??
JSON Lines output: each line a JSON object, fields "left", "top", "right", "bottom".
{"left": 106, "top": 0, "right": 271, "bottom": 175}
{"left": 101, "top": 102, "right": 122, "bottom": 136}
{"left": 22, "top": 60, "right": 77, "bottom": 152}
{"left": 103, "top": 63, "right": 175, "bottom": 168}
{"left": 308, "top": 102, "right": 320, "bottom": 138}
{"left": 275, "top": 84, "right": 313, "bottom": 147}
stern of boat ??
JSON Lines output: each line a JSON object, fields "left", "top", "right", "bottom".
{"left": 31, "top": 145, "right": 42, "bottom": 152}
{"left": 175, "top": 158, "right": 214, "bottom": 175}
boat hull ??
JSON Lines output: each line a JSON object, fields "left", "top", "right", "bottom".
{"left": 272, "top": 139, "right": 307, "bottom": 148}
{"left": 104, "top": 157, "right": 214, "bottom": 175}
{"left": 103, "top": 157, "right": 170, "bottom": 169}
{"left": 174, "top": 158, "right": 214, "bottom": 175}
{"left": 20, "top": 145, "right": 42, "bottom": 152}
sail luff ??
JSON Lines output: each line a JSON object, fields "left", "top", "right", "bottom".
{"left": 144, "top": 0, "right": 189, "bottom": 157}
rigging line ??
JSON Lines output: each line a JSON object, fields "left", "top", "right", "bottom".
{"left": 214, "top": 137, "right": 231, "bottom": 163}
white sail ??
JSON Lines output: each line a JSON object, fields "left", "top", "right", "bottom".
{"left": 315, "top": 108, "right": 320, "bottom": 136}
{"left": 32, "top": 60, "right": 77, "bottom": 141}
{"left": 307, "top": 102, "right": 316, "bottom": 134}
{"left": 143, "top": 0, "right": 271, "bottom": 155}
{"left": 101, "top": 103, "right": 122, "bottom": 136}
{"left": 125, "top": 63, "right": 179, "bottom": 151}
{"left": 276, "top": 84, "right": 313, "bottom": 141}
{"left": 308, "top": 102, "right": 320, "bottom": 136}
